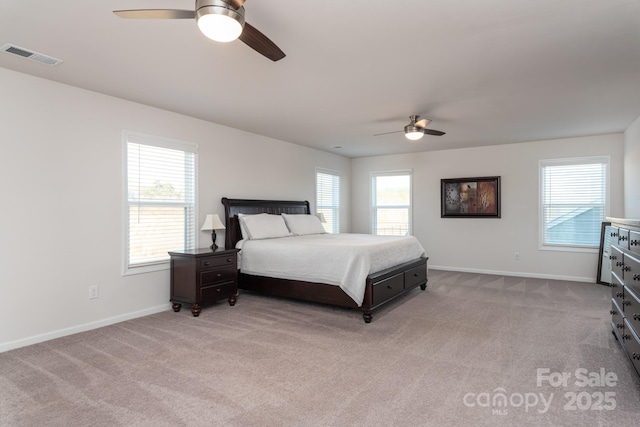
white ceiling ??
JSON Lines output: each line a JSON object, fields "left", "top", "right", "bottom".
{"left": 1, "top": 0, "right": 640, "bottom": 158}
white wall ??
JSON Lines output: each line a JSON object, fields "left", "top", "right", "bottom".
{"left": 352, "top": 135, "right": 624, "bottom": 282}
{"left": 624, "top": 115, "right": 640, "bottom": 218}
{"left": 0, "top": 68, "right": 351, "bottom": 351}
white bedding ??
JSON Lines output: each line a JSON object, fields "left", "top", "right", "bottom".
{"left": 236, "top": 233, "right": 426, "bottom": 306}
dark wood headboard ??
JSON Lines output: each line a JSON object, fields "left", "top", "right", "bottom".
{"left": 221, "top": 198, "right": 311, "bottom": 249}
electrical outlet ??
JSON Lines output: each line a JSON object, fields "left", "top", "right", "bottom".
{"left": 89, "top": 285, "right": 99, "bottom": 299}
{"left": 514, "top": 252, "right": 520, "bottom": 260}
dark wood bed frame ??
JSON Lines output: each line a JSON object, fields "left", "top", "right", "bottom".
{"left": 221, "top": 197, "right": 428, "bottom": 323}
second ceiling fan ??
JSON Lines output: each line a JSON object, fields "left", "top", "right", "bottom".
{"left": 113, "top": 0, "right": 285, "bottom": 61}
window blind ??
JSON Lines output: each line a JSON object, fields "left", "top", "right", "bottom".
{"left": 125, "top": 132, "right": 197, "bottom": 272}
{"left": 540, "top": 157, "right": 608, "bottom": 248}
{"left": 316, "top": 169, "right": 340, "bottom": 233}
{"left": 372, "top": 172, "right": 412, "bottom": 236}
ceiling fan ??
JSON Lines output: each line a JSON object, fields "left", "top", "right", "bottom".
{"left": 374, "top": 115, "right": 446, "bottom": 141}
{"left": 113, "top": 0, "right": 285, "bottom": 61}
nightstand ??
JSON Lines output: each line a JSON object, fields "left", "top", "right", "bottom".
{"left": 168, "top": 248, "right": 239, "bottom": 317}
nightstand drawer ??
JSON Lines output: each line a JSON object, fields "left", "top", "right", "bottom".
{"left": 405, "top": 265, "right": 426, "bottom": 289}
{"left": 200, "top": 254, "right": 236, "bottom": 269}
{"left": 201, "top": 282, "right": 236, "bottom": 303}
{"left": 201, "top": 267, "right": 236, "bottom": 285}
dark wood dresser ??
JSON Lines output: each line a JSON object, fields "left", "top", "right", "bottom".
{"left": 169, "top": 248, "right": 240, "bottom": 317}
{"left": 608, "top": 218, "right": 640, "bottom": 377}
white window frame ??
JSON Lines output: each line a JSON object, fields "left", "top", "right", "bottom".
{"left": 538, "top": 156, "right": 609, "bottom": 253}
{"left": 316, "top": 168, "right": 340, "bottom": 234}
{"left": 122, "top": 131, "right": 198, "bottom": 275}
{"left": 371, "top": 170, "right": 413, "bottom": 236}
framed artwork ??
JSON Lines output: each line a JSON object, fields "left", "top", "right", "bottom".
{"left": 441, "top": 176, "right": 501, "bottom": 218}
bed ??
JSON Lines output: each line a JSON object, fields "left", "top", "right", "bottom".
{"left": 221, "top": 197, "right": 428, "bottom": 323}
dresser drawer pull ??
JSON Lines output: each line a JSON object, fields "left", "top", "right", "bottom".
{"left": 204, "top": 261, "right": 211, "bottom": 266}
{"left": 611, "top": 232, "right": 618, "bottom": 237}
{"left": 616, "top": 262, "right": 624, "bottom": 267}
{"left": 623, "top": 300, "right": 631, "bottom": 306}
{"left": 610, "top": 310, "right": 617, "bottom": 315}
{"left": 617, "top": 323, "right": 624, "bottom": 329}
{"left": 226, "top": 258, "right": 232, "bottom": 263}
{"left": 387, "top": 285, "right": 394, "bottom": 290}
{"left": 634, "top": 313, "right": 640, "bottom": 320}
{"left": 620, "top": 236, "right": 628, "bottom": 241}
{"left": 623, "top": 266, "right": 631, "bottom": 272}
{"left": 610, "top": 255, "right": 617, "bottom": 260}
{"left": 631, "top": 240, "right": 639, "bottom": 246}
{"left": 634, "top": 274, "right": 640, "bottom": 281}
{"left": 616, "top": 292, "right": 624, "bottom": 298}
{"left": 633, "top": 353, "right": 640, "bottom": 360}
{"left": 622, "top": 334, "right": 630, "bottom": 340}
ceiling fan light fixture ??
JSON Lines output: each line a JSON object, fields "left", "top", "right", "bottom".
{"left": 196, "top": 1, "right": 245, "bottom": 43}
{"left": 404, "top": 125, "right": 424, "bottom": 141}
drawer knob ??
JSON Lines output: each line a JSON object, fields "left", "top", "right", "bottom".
{"left": 616, "top": 262, "right": 623, "bottom": 267}
{"left": 611, "top": 232, "right": 618, "bottom": 237}
{"left": 216, "top": 273, "right": 222, "bottom": 278}
{"left": 634, "top": 353, "right": 640, "bottom": 360}
{"left": 623, "top": 334, "right": 630, "bottom": 340}
{"left": 631, "top": 239, "right": 639, "bottom": 246}
{"left": 620, "top": 236, "right": 628, "bottom": 241}
{"left": 610, "top": 255, "right": 617, "bottom": 260}
{"left": 226, "top": 258, "right": 232, "bottom": 263}
{"left": 623, "top": 266, "right": 631, "bottom": 272}
{"left": 387, "top": 285, "right": 393, "bottom": 290}
{"left": 617, "top": 323, "right": 624, "bottom": 329}
{"left": 616, "top": 292, "right": 624, "bottom": 298}
{"left": 634, "top": 274, "right": 640, "bottom": 281}
{"left": 623, "top": 300, "right": 631, "bottom": 306}
{"left": 216, "top": 288, "right": 222, "bottom": 292}
{"left": 204, "top": 261, "right": 210, "bottom": 266}
{"left": 634, "top": 313, "right": 640, "bottom": 320}
{"left": 610, "top": 310, "right": 616, "bottom": 315}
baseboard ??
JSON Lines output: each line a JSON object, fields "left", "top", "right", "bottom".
{"left": 428, "top": 265, "right": 595, "bottom": 283}
{"left": 0, "top": 303, "right": 172, "bottom": 353}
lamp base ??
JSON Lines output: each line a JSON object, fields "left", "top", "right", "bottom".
{"left": 210, "top": 230, "right": 218, "bottom": 250}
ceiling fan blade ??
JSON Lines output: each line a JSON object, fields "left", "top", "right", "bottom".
{"left": 415, "top": 118, "right": 430, "bottom": 128}
{"left": 113, "top": 9, "right": 195, "bottom": 19}
{"left": 239, "top": 22, "right": 285, "bottom": 61}
{"left": 423, "top": 129, "right": 446, "bottom": 136}
{"left": 373, "top": 130, "right": 403, "bottom": 137}
{"left": 224, "top": 0, "right": 246, "bottom": 9}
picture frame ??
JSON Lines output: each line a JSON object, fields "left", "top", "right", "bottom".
{"left": 441, "top": 176, "right": 501, "bottom": 218}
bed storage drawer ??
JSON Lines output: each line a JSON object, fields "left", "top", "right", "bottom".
{"left": 372, "top": 273, "right": 404, "bottom": 306}
{"left": 405, "top": 264, "right": 427, "bottom": 289}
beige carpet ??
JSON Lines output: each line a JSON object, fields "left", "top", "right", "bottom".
{"left": 1, "top": 270, "right": 640, "bottom": 426}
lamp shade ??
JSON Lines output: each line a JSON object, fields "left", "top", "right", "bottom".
{"left": 201, "top": 214, "right": 225, "bottom": 231}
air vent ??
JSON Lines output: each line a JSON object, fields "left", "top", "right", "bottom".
{"left": 1, "top": 44, "right": 63, "bottom": 66}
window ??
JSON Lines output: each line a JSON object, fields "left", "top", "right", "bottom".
{"left": 540, "top": 156, "right": 608, "bottom": 250}
{"left": 124, "top": 131, "right": 197, "bottom": 274}
{"left": 316, "top": 168, "right": 340, "bottom": 233}
{"left": 372, "top": 171, "right": 412, "bottom": 236}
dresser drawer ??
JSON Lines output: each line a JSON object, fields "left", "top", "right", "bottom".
{"left": 624, "top": 287, "right": 640, "bottom": 334}
{"left": 611, "top": 273, "right": 624, "bottom": 307}
{"left": 372, "top": 273, "right": 404, "bottom": 306}
{"left": 201, "top": 281, "right": 237, "bottom": 303}
{"left": 404, "top": 264, "right": 427, "bottom": 289}
{"left": 618, "top": 228, "right": 630, "bottom": 250}
{"left": 630, "top": 230, "right": 640, "bottom": 256}
{"left": 624, "top": 252, "right": 640, "bottom": 295}
{"left": 623, "top": 319, "right": 640, "bottom": 376}
{"left": 611, "top": 299, "right": 625, "bottom": 340}
{"left": 200, "top": 254, "right": 236, "bottom": 269}
{"left": 201, "top": 266, "right": 236, "bottom": 286}
{"left": 611, "top": 245, "right": 625, "bottom": 279}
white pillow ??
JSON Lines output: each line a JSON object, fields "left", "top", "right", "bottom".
{"left": 238, "top": 213, "right": 292, "bottom": 240}
{"left": 281, "top": 213, "right": 327, "bottom": 236}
